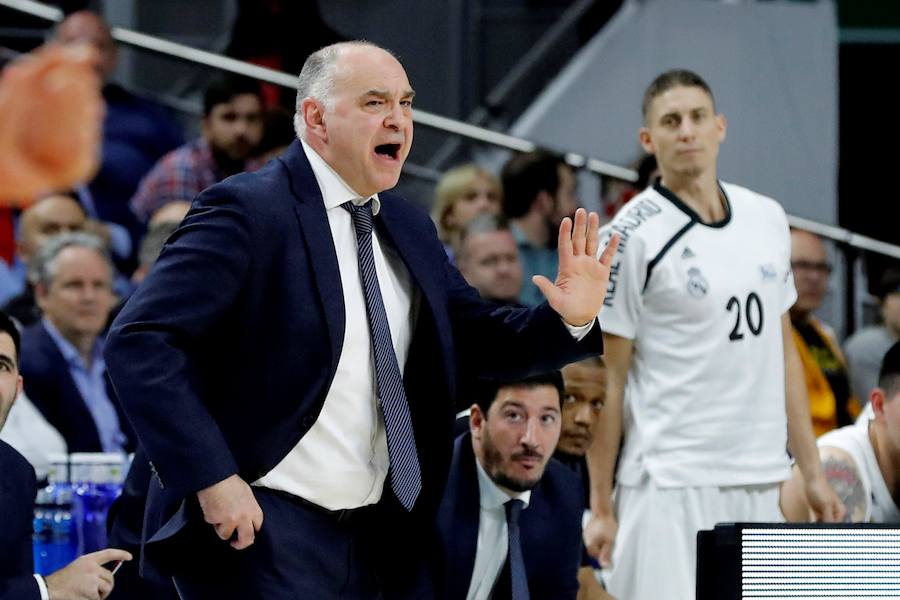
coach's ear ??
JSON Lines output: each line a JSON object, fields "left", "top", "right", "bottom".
{"left": 300, "top": 97, "right": 328, "bottom": 143}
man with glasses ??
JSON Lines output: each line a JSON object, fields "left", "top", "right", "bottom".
{"left": 789, "top": 229, "right": 860, "bottom": 436}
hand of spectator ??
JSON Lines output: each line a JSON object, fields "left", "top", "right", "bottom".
{"left": 583, "top": 512, "right": 618, "bottom": 568}
{"left": 0, "top": 43, "right": 103, "bottom": 205}
{"left": 44, "top": 548, "right": 132, "bottom": 600}
{"left": 197, "top": 474, "right": 264, "bottom": 550}
{"left": 805, "top": 475, "right": 847, "bottom": 522}
{"left": 533, "top": 208, "right": 620, "bottom": 327}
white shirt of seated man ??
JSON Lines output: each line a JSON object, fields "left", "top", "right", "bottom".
{"left": 0, "top": 390, "right": 67, "bottom": 480}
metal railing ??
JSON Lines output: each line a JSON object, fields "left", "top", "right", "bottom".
{"left": 3, "top": 0, "right": 898, "bottom": 331}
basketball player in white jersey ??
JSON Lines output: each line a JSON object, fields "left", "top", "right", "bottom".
{"left": 583, "top": 69, "right": 845, "bottom": 600}
{"left": 781, "top": 341, "right": 900, "bottom": 523}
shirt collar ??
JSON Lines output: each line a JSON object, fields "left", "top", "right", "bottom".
{"left": 42, "top": 317, "right": 103, "bottom": 369}
{"left": 474, "top": 453, "right": 531, "bottom": 510}
{"left": 300, "top": 139, "right": 381, "bottom": 215}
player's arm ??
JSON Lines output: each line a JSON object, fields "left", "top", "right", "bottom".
{"left": 781, "top": 446, "right": 866, "bottom": 522}
{"left": 583, "top": 332, "right": 633, "bottom": 566}
{"left": 782, "top": 312, "right": 846, "bottom": 522}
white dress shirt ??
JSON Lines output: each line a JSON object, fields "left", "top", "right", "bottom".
{"left": 466, "top": 460, "right": 531, "bottom": 600}
{"left": 254, "top": 140, "right": 417, "bottom": 509}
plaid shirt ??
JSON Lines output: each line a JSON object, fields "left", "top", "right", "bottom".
{"left": 130, "top": 138, "right": 230, "bottom": 222}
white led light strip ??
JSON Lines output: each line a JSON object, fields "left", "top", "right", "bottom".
{"left": 741, "top": 529, "right": 900, "bottom": 598}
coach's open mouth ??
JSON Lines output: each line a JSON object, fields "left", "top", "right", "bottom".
{"left": 374, "top": 143, "right": 401, "bottom": 160}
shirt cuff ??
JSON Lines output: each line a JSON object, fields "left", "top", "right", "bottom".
{"left": 34, "top": 574, "right": 50, "bottom": 600}
{"left": 563, "top": 317, "right": 595, "bottom": 341}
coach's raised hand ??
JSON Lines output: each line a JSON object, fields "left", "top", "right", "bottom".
{"left": 533, "top": 208, "right": 620, "bottom": 327}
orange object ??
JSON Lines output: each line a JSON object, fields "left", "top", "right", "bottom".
{"left": 0, "top": 44, "right": 103, "bottom": 206}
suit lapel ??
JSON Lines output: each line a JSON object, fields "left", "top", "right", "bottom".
{"left": 280, "top": 141, "right": 345, "bottom": 378}
{"left": 376, "top": 197, "right": 442, "bottom": 315}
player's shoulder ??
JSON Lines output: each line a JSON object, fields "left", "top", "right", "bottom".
{"left": 601, "top": 186, "right": 689, "bottom": 257}
{"left": 817, "top": 424, "right": 868, "bottom": 463}
{"left": 721, "top": 181, "right": 788, "bottom": 221}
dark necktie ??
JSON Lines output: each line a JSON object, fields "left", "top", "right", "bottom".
{"left": 342, "top": 200, "right": 421, "bottom": 511}
{"left": 505, "top": 498, "right": 529, "bottom": 600}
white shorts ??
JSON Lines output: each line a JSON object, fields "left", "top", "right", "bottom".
{"left": 601, "top": 478, "right": 783, "bottom": 600}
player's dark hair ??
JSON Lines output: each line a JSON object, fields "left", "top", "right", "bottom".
{"left": 878, "top": 341, "right": 900, "bottom": 397}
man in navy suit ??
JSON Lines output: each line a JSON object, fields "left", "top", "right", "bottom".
{"left": 0, "top": 310, "right": 131, "bottom": 600}
{"left": 435, "top": 372, "right": 584, "bottom": 599}
{"left": 20, "top": 233, "right": 132, "bottom": 454}
{"left": 105, "top": 41, "right": 619, "bottom": 599}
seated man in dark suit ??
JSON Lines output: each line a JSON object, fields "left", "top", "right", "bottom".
{"left": 435, "top": 371, "right": 584, "bottom": 599}
{"left": 0, "top": 310, "right": 131, "bottom": 600}
{"left": 20, "top": 232, "right": 132, "bottom": 453}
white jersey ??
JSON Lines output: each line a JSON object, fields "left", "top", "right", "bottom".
{"left": 598, "top": 181, "right": 795, "bottom": 487}
{"left": 817, "top": 419, "right": 900, "bottom": 523}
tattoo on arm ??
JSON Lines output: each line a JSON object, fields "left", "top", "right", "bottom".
{"left": 822, "top": 456, "right": 867, "bottom": 522}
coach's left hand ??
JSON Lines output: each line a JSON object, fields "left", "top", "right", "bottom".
{"left": 533, "top": 208, "right": 620, "bottom": 327}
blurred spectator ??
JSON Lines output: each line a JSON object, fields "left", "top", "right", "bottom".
{"left": 254, "top": 107, "right": 297, "bottom": 164}
{"left": 0, "top": 193, "right": 85, "bottom": 308}
{"left": 132, "top": 221, "right": 179, "bottom": 286}
{"left": 845, "top": 267, "right": 900, "bottom": 405}
{"left": 431, "top": 164, "right": 502, "bottom": 260}
{"left": 789, "top": 230, "right": 860, "bottom": 435}
{"left": 456, "top": 215, "right": 522, "bottom": 305}
{"left": 2, "top": 193, "right": 87, "bottom": 325}
{"left": 130, "top": 75, "right": 263, "bottom": 223}
{"left": 225, "top": 0, "right": 343, "bottom": 108}
{"left": 53, "top": 11, "right": 184, "bottom": 256}
{"left": 148, "top": 200, "right": 191, "bottom": 228}
{"left": 20, "top": 233, "right": 133, "bottom": 453}
{"left": 434, "top": 372, "right": 584, "bottom": 599}
{"left": 501, "top": 151, "right": 577, "bottom": 306}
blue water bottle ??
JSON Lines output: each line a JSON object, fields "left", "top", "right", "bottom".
{"left": 51, "top": 488, "right": 77, "bottom": 570}
{"left": 32, "top": 489, "right": 55, "bottom": 576}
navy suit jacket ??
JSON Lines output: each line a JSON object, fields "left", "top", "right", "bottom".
{"left": 19, "top": 321, "right": 133, "bottom": 454}
{"left": 0, "top": 439, "right": 39, "bottom": 600}
{"left": 435, "top": 433, "right": 584, "bottom": 600}
{"left": 104, "top": 139, "right": 602, "bottom": 574}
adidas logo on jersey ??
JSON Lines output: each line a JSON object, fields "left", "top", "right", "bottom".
{"left": 681, "top": 247, "right": 695, "bottom": 259}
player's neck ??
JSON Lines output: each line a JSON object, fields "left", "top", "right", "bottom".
{"left": 870, "top": 421, "right": 899, "bottom": 501}
{"left": 660, "top": 171, "right": 724, "bottom": 223}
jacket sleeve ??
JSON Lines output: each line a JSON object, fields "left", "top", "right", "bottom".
{"left": 105, "top": 185, "right": 253, "bottom": 500}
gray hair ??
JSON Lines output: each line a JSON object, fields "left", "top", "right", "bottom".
{"left": 29, "top": 232, "right": 112, "bottom": 289}
{"left": 293, "top": 41, "right": 393, "bottom": 138}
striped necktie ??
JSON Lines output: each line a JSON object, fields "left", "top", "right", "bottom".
{"left": 342, "top": 200, "right": 421, "bottom": 511}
